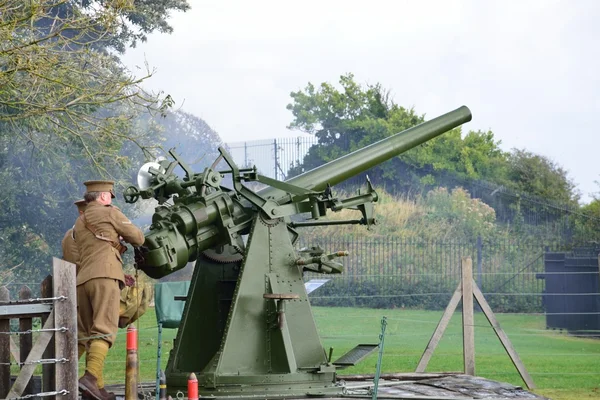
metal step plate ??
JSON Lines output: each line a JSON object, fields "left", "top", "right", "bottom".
{"left": 332, "top": 344, "right": 379, "bottom": 367}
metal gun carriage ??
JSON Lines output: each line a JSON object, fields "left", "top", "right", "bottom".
{"left": 123, "top": 106, "right": 472, "bottom": 397}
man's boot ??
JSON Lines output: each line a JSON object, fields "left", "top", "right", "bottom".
{"left": 78, "top": 371, "right": 104, "bottom": 400}
{"left": 99, "top": 388, "right": 117, "bottom": 400}
{"left": 80, "top": 339, "right": 111, "bottom": 400}
{"left": 81, "top": 387, "right": 116, "bottom": 400}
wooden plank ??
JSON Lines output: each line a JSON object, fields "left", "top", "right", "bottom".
{"left": 53, "top": 258, "right": 78, "bottom": 397}
{"left": 0, "top": 286, "right": 10, "bottom": 398}
{"left": 9, "top": 336, "right": 19, "bottom": 362}
{"left": 0, "top": 303, "right": 53, "bottom": 318}
{"left": 461, "top": 256, "right": 475, "bottom": 376}
{"left": 6, "top": 310, "right": 55, "bottom": 398}
{"left": 415, "top": 282, "right": 462, "bottom": 373}
{"left": 0, "top": 299, "right": 53, "bottom": 306}
{"left": 41, "top": 275, "right": 55, "bottom": 392}
{"left": 341, "top": 372, "right": 459, "bottom": 381}
{"left": 19, "top": 285, "right": 34, "bottom": 396}
{"left": 380, "top": 382, "right": 474, "bottom": 398}
{"left": 473, "top": 283, "right": 536, "bottom": 390}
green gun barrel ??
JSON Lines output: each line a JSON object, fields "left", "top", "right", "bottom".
{"left": 259, "top": 105, "right": 472, "bottom": 202}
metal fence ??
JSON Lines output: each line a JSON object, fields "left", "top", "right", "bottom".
{"left": 224, "top": 136, "right": 600, "bottom": 242}
{"left": 299, "top": 236, "right": 564, "bottom": 313}
{"left": 226, "top": 136, "right": 318, "bottom": 181}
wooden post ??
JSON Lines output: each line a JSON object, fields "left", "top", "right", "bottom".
{"left": 19, "top": 285, "right": 34, "bottom": 395}
{"left": 461, "top": 257, "right": 475, "bottom": 375}
{"left": 41, "top": 275, "right": 56, "bottom": 392}
{"left": 53, "top": 258, "right": 78, "bottom": 397}
{"left": 9, "top": 336, "right": 19, "bottom": 363}
{"left": 415, "top": 283, "right": 462, "bottom": 372}
{"left": 0, "top": 286, "right": 10, "bottom": 398}
{"left": 473, "top": 285, "right": 536, "bottom": 389}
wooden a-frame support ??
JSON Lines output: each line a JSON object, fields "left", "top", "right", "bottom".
{"left": 415, "top": 256, "right": 536, "bottom": 390}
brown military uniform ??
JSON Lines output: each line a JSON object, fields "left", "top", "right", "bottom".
{"left": 61, "top": 199, "right": 87, "bottom": 273}
{"left": 75, "top": 201, "right": 144, "bottom": 346}
{"left": 61, "top": 228, "right": 78, "bottom": 267}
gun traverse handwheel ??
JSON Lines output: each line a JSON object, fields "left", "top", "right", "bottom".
{"left": 123, "top": 186, "right": 141, "bottom": 204}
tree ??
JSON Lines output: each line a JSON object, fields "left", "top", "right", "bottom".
{"left": 38, "top": 0, "right": 190, "bottom": 53}
{"left": 0, "top": 1, "right": 179, "bottom": 168}
{"left": 0, "top": 0, "right": 189, "bottom": 285}
{"left": 505, "top": 149, "right": 579, "bottom": 205}
{"left": 286, "top": 74, "right": 507, "bottom": 193}
{"left": 91, "top": 0, "right": 190, "bottom": 53}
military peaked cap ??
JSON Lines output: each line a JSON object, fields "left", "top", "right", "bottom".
{"left": 74, "top": 199, "right": 87, "bottom": 212}
{"left": 84, "top": 180, "right": 116, "bottom": 198}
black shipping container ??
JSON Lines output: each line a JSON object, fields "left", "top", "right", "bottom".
{"left": 540, "top": 249, "right": 600, "bottom": 334}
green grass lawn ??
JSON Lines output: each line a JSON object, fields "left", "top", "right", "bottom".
{"left": 96, "top": 306, "right": 599, "bottom": 400}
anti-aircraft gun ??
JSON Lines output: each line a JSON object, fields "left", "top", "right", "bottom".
{"left": 124, "top": 106, "right": 472, "bottom": 398}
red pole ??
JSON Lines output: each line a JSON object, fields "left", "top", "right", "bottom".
{"left": 187, "top": 372, "right": 198, "bottom": 400}
{"left": 125, "top": 325, "right": 138, "bottom": 400}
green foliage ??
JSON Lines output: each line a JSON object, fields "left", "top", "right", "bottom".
{"left": 287, "top": 73, "right": 422, "bottom": 145}
{"left": 572, "top": 199, "right": 600, "bottom": 243}
{"left": 42, "top": 0, "right": 191, "bottom": 53}
{"left": 505, "top": 149, "right": 579, "bottom": 205}
{"left": 97, "top": 0, "right": 190, "bottom": 53}
{"left": 417, "top": 187, "right": 497, "bottom": 240}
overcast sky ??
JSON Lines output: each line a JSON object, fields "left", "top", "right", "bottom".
{"left": 122, "top": 0, "right": 600, "bottom": 202}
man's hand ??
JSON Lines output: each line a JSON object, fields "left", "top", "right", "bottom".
{"left": 124, "top": 274, "right": 135, "bottom": 287}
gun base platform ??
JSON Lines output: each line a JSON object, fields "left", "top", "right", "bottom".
{"left": 102, "top": 373, "right": 549, "bottom": 400}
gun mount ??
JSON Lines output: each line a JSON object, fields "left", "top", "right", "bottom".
{"left": 125, "top": 106, "right": 472, "bottom": 397}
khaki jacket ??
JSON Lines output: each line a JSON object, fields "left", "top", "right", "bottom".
{"left": 74, "top": 202, "right": 145, "bottom": 286}
{"left": 61, "top": 227, "right": 80, "bottom": 274}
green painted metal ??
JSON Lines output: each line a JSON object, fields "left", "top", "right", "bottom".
{"left": 332, "top": 344, "right": 378, "bottom": 367}
{"left": 124, "top": 106, "right": 472, "bottom": 397}
{"left": 372, "top": 316, "right": 388, "bottom": 400}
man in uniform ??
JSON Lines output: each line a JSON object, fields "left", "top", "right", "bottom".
{"left": 74, "top": 180, "right": 145, "bottom": 400}
{"left": 61, "top": 199, "right": 87, "bottom": 274}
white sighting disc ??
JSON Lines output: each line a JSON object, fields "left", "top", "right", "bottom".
{"left": 137, "top": 161, "right": 165, "bottom": 190}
